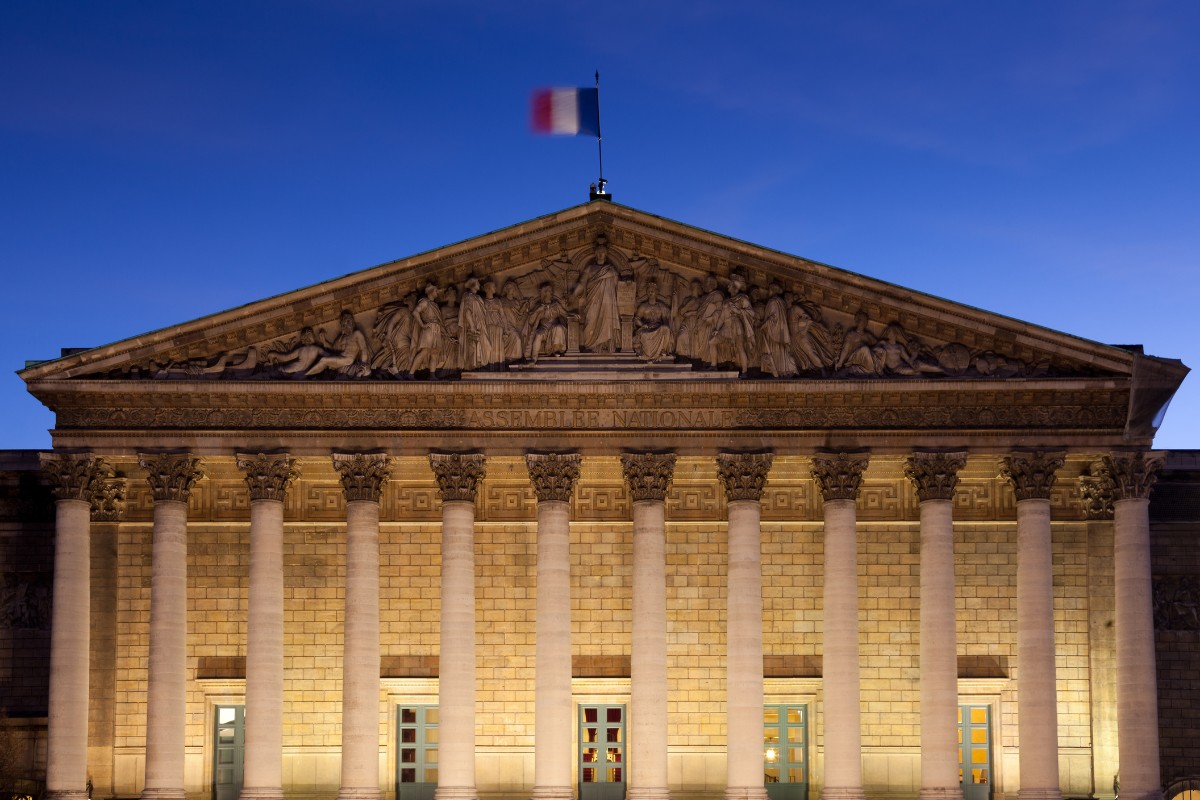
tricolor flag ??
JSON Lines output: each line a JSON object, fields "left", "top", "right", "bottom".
{"left": 531, "top": 87, "right": 601, "bottom": 137}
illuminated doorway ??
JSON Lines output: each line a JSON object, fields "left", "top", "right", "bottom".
{"left": 579, "top": 704, "right": 625, "bottom": 800}
{"left": 764, "top": 704, "right": 808, "bottom": 800}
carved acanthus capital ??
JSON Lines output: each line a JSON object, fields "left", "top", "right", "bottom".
{"left": 429, "top": 452, "right": 487, "bottom": 502}
{"left": 138, "top": 453, "right": 204, "bottom": 503}
{"left": 811, "top": 452, "right": 869, "bottom": 502}
{"left": 999, "top": 451, "right": 1064, "bottom": 502}
{"left": 332, "top": 453, "right": 392, "bottom": 503}
{"left": 526, "top": 453, "right": 582, "bottom": 503}
{"left": 716, "top": 452, "right": 774, "bottom": 502}
{"left": 904, "top": 451, "right": 967, "bottom": 502}
{"left": 90, "top": 478, "right": 128, "bottom": 522}
{"left": 40, "top": 453, "right": 113, "bottom": 502}
{"left": 621, "top": 453, "right": 677, "bottom": 502}
{"left": 237, "top": 453, "right": 300, "bottom": 501}
{"left": 1079, "top": 462, "right": 1116, "bottom": 520}
{"left": 1102, "top": 451, "right": 1164, "bottom": 501}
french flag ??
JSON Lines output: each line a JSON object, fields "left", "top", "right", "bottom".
{"left": 531, "top": 87, "right": 600, "bottom": 137}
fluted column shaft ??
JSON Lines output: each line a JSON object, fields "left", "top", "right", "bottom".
{"left": 812, "top": 452, "right": 869, "bottom": 800}
{"left": 622, "top": 453, "right": 676, "bottom": 800}
{"left": 1105, "top": 453, "right": 1164, "bottom": 800}
{"left": 527, "top": 454, "right": 582, "bottom": 800}
{"left": 140, "top": 454, "right": 204, "bottom": 800}
{"left": 334, "top": 453, "right": 391, "bottom": 800}
{"left": 239, "top": 455, "right": 299, "bottom": 800}
{"left": 42, "top": 454, "right": 111, "bottom": 800}
{"left": 431, "top": 453, "right": 487, "bottom": 800}
{"left": 906, "top": 453, "right": 965, "bottom": 800}
{"left": 717, "top": 453, "right": 772, "bottom": 800}
{"left": 1002, "top": 452, "right": 1065, "bottom": 800}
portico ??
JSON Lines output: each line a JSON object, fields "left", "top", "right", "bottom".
{"left": 21, "top": 202, "right": 1186, "bottom": 800}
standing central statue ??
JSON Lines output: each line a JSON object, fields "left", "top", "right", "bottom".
{"left": 572, "top": 234, "right": 621, "bottom": 353}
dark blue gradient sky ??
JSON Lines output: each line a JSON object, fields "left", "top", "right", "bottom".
{"left": 3, "top": 1, "right": 1198, "bottom": 448}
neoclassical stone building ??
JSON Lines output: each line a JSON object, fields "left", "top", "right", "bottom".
{"left": 4, "top": 202, "right": 1197, "bottom": 800}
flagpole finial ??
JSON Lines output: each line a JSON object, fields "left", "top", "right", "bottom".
{"left": 589, "top": 179, "right": 610, "bottom": 202}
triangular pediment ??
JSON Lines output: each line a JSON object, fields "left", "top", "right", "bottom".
{"left": 20, "top": 202, "right": 1144, "bottom": 383}
{"left": 20, "top": 202, "right": 1188, "bottom": 453}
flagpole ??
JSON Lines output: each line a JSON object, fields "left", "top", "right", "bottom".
{"left": 593, "top": 70, "right": 608, "bottom": 199}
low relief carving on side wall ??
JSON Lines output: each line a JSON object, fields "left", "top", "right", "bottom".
{"left": 102, "top": 234, "right": 1055, "bottom": 382}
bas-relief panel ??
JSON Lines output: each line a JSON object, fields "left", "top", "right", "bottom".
{"left": 87, "top": 231, "right": 1088, "bottom": 385}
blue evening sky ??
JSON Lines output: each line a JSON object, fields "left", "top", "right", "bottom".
{"left": 2, "top": 1, "right": 1197, "bottom": 450}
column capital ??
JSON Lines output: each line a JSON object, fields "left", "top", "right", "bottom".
{"left": 621, "top": 452, "right": 677, "bottom": 501}
{"left": 999, "top": 451, "right": 1064, "bottom": 501}
{"left": 525, "top": 453, "right": 581, "bottom": 503}
{"left": 429, "top": 452, "right": 487, "bottom": 502}
{"left": 332, "top": 453, "right": 391, "bottom": 502}
{"left": 40, "top": 452, "right": 112, "bottom": 502}
{"left": 904, "top": 451, "right": 966, "bottom": 502}
{"left": 811, "top": 452, "right": 869, "bottom": 502}
{"left": 716, "top": 452, "right": 773, "bottom": 502}
{"left": 237, "top": 453, "right": 300, "bottom": 501}
{"left": 1102, "top": 451, "right": 1165, "bottom": 501}
{"left": 138, "top": 453, "right": 204, "bottom": 503}
{"left": 90, "top": 478, "right": 128, "bottom": 522}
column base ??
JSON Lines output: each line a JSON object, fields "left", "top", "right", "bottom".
{"left": 820, "top": 788, "right": 867, "bottom": 800}
{"left": 141, "top": 789, "right": 186, "bottom": 800}
{"left": 530, "top": 786, "right": 573, "bottom": 800}
{"left": 918, "top": 788, "right": 964, "bottom": 800}
{"left": 240, "top": 788, "right": 285, "bottom": 800}
{"left": 725, "top": 788, "right": 768, "bottom": 800}
{"left": 1018, "top": 789, "right": 1063, "bottom": 800}
{"left": 627, "top": 788, "right": 671, "bottom": 800}
{"left": 337, "top": 788, "right": 382, "bottom": 800}
{"left": 45, "top": 791, "right": 89, "bottom": 800}
{"left": 435, "top": 787, "right": 479, "bottom": 800}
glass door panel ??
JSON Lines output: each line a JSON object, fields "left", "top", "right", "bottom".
{"left": 398, "top": 705, "right": 438, "bottom": 800}
{"left": 579, "top": 705, "right": 625, "bottom": 800}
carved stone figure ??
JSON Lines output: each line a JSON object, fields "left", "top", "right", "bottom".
{"left": 711, "top": 274, "right": 757, "bottom": 372}
{"left": 440, "top": 285, "right": 461, "bottom": 372}
{"left": 673, "top": 278, "right": 703, "bottom": 360}
{"left": 835, "top": 311, "right": 880, "bottom": 375}
{"left": 372, "top": 293, "right": 418, "bottom": 375}
{"left": 572, "top": 235, "right": 621, "bottom": 353}
{"left": 786, "top": 293, "right": 832, "bottom": 373}
{"left": 758, "top": 283, "right": 798, "bottom": 377}
{"left": 488, "top": 280, "right": 526, "bottom": 364}
{"left": 410, "top": 283, "right": 448, "bottom": 376}
{"left": 633, "top": 281, "right": 674, "bottom": 362}
{"left": 692, "top": 274, "right": 725, "bottom": 366}
{"left": 523, "top": 282, "right": 568, "bottom": 363}
{"left": 270, "top": 327, "right": 324, "bottom": 375}
{"left": 458, "top": 277, "right": 492, "bottom": 372}
{"left": 306, "top": 310, "right": 373, "bottom": 377}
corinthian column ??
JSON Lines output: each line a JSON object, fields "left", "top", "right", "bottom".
{"left": 1000, "top": 452, "right": 1065, "bottom": 800}
{"left": 621, "top": 453, "right": 676, "bottom": 800}
{"left": 1102, "top": 452, "right": 1165, "bottom": 800}
{"left": 905, "top": 452, "right": 966, "bottom": 800}
{"left": 526, "top": 453, "right": 582, "bottom": 800}
{"left": 41, "top": 453, "right": 112, "bottom": 800}
{"left": 811, "top": 453, "right": 869, "bottom": 800}
{"left": 89, "top": 476, "right": 127, "bottom": 800}
{"left": 430, "top": 453, "right": 487, "bottom": 800}
{"left": 237, "top": 454, "right": 300, "bottom": 800}
{"left": 333, "top": 453, "right": 391, "bottom": 800}
{"left": 716, "top": 453, "right": 773, "bottom": 800}
{"left": 1079, "top": 470, "right": 1118, "bottom": 800}
{"left": 139, "top": 453, "right": 205, "bottom": 800}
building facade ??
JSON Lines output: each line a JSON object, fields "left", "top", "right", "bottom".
{"left": 4, "top": 203, "right": 1196, "bottom": 800}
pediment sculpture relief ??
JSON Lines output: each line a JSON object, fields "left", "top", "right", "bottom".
{"left": 95, "top": 234, "right": 1057, "bottom": 382}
